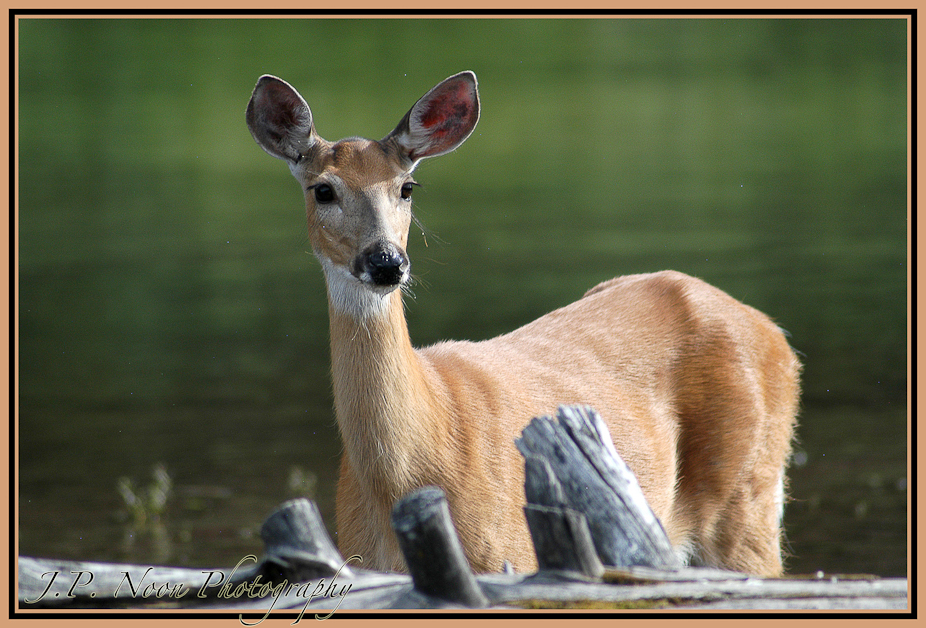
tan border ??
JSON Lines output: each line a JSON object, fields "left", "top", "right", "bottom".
{"left": 5, "top": 7, "right": 916, "bottom": 627}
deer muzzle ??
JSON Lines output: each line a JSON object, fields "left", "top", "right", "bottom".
{"left": 356, "top": 242, "right": 410, "bottom": 289}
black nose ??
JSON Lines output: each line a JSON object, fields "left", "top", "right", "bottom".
{"left": 361, "top": 243, "right": 409, "bottom": 287}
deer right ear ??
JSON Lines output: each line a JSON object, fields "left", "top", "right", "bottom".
{"left": 387, "top": 71, "right": 480, "bottom": 165}
{"left": 246, "top": 75, "right": 318, "bottom": 163}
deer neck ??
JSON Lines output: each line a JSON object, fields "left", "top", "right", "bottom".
{"left": 327, "top": 287, "right": 442, "bottom": 496}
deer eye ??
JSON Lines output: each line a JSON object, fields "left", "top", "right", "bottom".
{"left": 313, "top": 184, "right": 335, "bottom": 204}
{"left": 401, "top": 182, "right": 417, "bottom": 200}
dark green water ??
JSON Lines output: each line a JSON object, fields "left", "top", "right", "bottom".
{"left": 18, "top": 18, "right": 907, "bottom": 577}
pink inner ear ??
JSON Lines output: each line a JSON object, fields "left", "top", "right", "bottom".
{"left": 419, "top": 81, "right": 474, "bottom": 129}
{"left": 412, "top": 81, "right": 475, "bottom": 157}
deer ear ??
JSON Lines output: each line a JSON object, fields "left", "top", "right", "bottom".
{"left": 387, "top": 71, "right": 480, "bottom": 164}
{"left": 246, "top": 75, "right": 318, "bottom": 163}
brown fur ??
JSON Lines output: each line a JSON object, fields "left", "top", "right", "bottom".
{"left": 332, "top": 272, "right": 800, "bottom": 574}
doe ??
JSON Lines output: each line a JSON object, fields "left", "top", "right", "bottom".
{"left": 245, "top": 71, "right": 801, "bottom": 576}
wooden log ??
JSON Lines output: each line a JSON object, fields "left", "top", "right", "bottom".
{"left": 390, "top": 486, "right": 488, "bottom": 608}
{"left": 17, "top": 555, "right": 260, "bottom": 607}
{"left": 522, "top": 454, "right": 604, "bottom": 579}
{"left": 17, "top": 498, "right": 350, "bottom": 608}
{"left": 258, "top": 498, "right": 352, "bottom": 581}
{"left": 481, "top": 572, "right": 909, "bottom": 611}
{"left": 516, "top": 405, "right": 680, "bottom": 570}
{"left": 18, "top": 552, "right": 908, "bottom": 611}
{"left": 523, "top": 452, "right": 568, "bottom": 507}
{"left": 17, "top": 487, "right": 909, "bottom": 611}
{"left": 523, "top": 504, "right": 605, "bottom": 579}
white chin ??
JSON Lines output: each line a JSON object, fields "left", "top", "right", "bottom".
{"left": 320, "top": 258, "right": 397, "bottom": 319}
{"left": 358, "top": 270, "right": 407, "bottom": 296}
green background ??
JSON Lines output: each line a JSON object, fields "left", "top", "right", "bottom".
{"left": 18, "top": 18, "right": 907, "bottom": 576}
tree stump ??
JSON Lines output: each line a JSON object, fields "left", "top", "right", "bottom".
{"left": 516, "top": 405, "right": 680, "bottom": 570}
{"left": 390, "top": 486, "right": 488, "bottom": 608}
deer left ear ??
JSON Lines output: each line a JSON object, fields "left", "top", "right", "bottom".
{"left": 386, "top": 71, "right": 480, "bottom": 164}
{"left": 246, "top": 75, "right": 319, "bottom": 164}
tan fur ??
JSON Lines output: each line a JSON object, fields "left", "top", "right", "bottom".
{"left": 246, "top": 72, "right": 801, "bottom": 577}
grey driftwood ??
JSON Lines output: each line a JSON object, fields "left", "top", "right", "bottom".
{"left": 17, "top": 405, "right": 908, "bottom": 612}
{"left": 517, "top": 405, "right": 680, "bottom": 570}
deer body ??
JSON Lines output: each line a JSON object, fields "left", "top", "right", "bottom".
{"left": 246, "top": 71, "right": 801, "bottom": 576}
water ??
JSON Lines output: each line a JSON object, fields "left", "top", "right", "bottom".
{"left": 17, "top": 18, "right": 907, "bottom": 577}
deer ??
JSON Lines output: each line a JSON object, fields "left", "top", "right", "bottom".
{"left": 245, "top": 70, "right": 801, "bottom": 577}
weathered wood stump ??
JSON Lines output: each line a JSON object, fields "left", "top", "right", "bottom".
{"left": 522, "top": 454, "right": 604, "bottom": 578}
{"left": 390, "top": 486, "right": 488, "bottom": 608}
{"left": 516, "top": 404, "right": 680, "bottom": 571}
{"left": 260, "top": 498, "right": 354, "bottom": 580}
{"left": 15, "top": 406, "right": 910, "bottom": 612}
{"left": 523, "top": 502, "right": 605, "bottom": 579}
